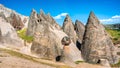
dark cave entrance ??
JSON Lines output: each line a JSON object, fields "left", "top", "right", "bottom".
{"left": 97, "top": 59, "right": 101, "bottom": 64}
{"left": 76, "top": 40, "right": 82, "bottom": 51}
{"left": 56, "top": 56, "right": 61, "bottom": 61}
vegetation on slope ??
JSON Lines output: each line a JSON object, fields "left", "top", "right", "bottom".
{"left": 106, "top": 28, "right": 120, "bottom": 45}
{"left": 17, "top": 28, "right": 34, "bottom": 43}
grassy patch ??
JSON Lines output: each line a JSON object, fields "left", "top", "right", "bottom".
{"left": 75, "top": 60, "right": 84, "bottom": 64}
{"left": 106, "top": 28, "right": 120, "bottom": 44}
{"left": 17, "top": 28, "right": 34, "bottom": 43}
{"left": 111, "top": 60, "right": 120, "bottom": 67}
{"left": 0, "top": 48, "right": 72, "bottom": 68}
{"left": 117, "top": 52, "right": 120, "bottom": 55}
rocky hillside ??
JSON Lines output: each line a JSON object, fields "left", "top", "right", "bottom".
{"left": 0, "top": 4, "right": 29, "bottom": 29}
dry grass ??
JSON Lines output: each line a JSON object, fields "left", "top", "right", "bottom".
{"left": 0, "top": 48, "right": 72, "bottom": 68}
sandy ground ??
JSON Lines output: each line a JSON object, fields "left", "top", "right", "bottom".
{"left": 0, "top": 51, "right": 55, "bottom": 68}
{"left": 75, "top": 63, "right": 110, "bottom": 68}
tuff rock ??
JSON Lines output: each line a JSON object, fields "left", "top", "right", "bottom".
{"left": 81, "top": 11, "right": 118, "bottom": 64}
{"left": 27, "top": 9, "right": 83, "bottom": 63}
{"left": 62, "top": 15, "right": 76, "bottom": 43}
{"left": 7, "top": 12, "right": 24, "bottom": 30}
{"left": 0, "top": 17, "right": 23, "bottom": 49}
{"left": 27, "top": 9, "right": 62, "bottom": 60}
{"left": 75, "top": 20, "right": 85, "bottom": 43}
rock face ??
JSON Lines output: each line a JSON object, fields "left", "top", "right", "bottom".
{"left": 0, "top": 12, "right": 7, "bottom": 21}
{"left": 27, "top": 9, "right": 61, "bottom": 36}
{"left": 62, "top": 15, "right": 76, "bottom": 43}
{"left": 27, "top": 9, "right": 83, "bottom": 62}
{"left": 81, "top": 11, "right": 118, "bottom": 64}
{"left": 0, "top": 17, "right": 23, "bottom": 48}
{"left": 27, "top": 9, "right": 62, "bottom": 60}
{"left": 0, "top": 4, "right": 29, "bottom": 29}
{"left": 75, "top": 20, "right": 85, "bottom": 43}
{"left": 7, "top": 12, "right": 24, "bottom": 30}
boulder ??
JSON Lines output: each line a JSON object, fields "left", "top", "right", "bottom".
{"left": 61, "top": 36, "right": 71, "bottom": 45}
{"left": 81, "top": 11, "right": 118, "bottom": 64}
{"left": 62, "top": 15, "right": 76, "bottom": 43}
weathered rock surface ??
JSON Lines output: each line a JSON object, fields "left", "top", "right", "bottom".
{"left": 7, "top": 12, "right": 24, "bottom": 30}
{"left": 27, "top": 9, "right": 61, "bottom": 36}
{"left": 75, "top": 20, "right": 85, "bottom": 43}
{"left": 27, "top": 9, "right": 83, "bottom": 62}
{"left": 27, "top": 9, "right": 62, "bottom": 60}
{"left": 0, "top": 12, "right": 7, "bottom": 21}
{"left": 62, "top": 15, "right": 76, "bottom": 43}
{"left": 0, "top": 4, "right": 29, "bottom": 29}
{"left": 81, "top": 11, "right": 118, "bottom": 64}
{"left": 0, "top": 17, "right": 23, "bottom": 49}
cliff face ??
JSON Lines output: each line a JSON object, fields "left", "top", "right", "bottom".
{"left": 81, "top": 11, "right": 118, "bottom": 64}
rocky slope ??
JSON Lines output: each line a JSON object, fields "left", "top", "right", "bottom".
{"left": 0, "top": 4, "right": 29, "bottom": 29}
{"left": 0, "top": 17, "right": 23, "bottom": 49}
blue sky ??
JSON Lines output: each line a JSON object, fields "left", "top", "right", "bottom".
{"left": 0, "top": 0, "right": 120, "bottom": 25}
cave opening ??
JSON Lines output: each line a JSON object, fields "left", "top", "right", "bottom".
{"left": 56, "top": 56, "right": 61, "bottom": 61}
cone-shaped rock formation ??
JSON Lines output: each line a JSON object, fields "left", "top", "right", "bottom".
{"left": 81, "top": 11, "right": 118, "bottom": 64}
{"left": 62, "top": 15, "right": 76, "bottom": 43}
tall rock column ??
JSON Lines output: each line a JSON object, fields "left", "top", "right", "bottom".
{"left": 81, "top": 11, "right": 118, "bottom": 64}
{"left": 75, "top": 20, "right": 85, "bottom": 44}
{"left": 26, "top": 9, "right": 38, "bottom": 36}
{"left": 62, "top": 15, "right": 76, "bottom": 43}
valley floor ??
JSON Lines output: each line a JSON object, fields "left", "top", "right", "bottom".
{"left": 0, "top": 48, "right": 111, "bottom": 68}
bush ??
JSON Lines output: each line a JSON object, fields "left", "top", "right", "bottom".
{"left": 75, "top": 60, "right": 84, "bottom": 64}
{"left": 17, "top": 28, "right": 34, "bottom": 43}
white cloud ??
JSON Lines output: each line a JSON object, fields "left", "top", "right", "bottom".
{"left": 53, "top": 13, "right": 68, "bottom": 19}
{"left": 100, "top": 15, "right": 120, "bottom": 24}
{"left": 112, "top": 15, "right": 120, "bottom": 19}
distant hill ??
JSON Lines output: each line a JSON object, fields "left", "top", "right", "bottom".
{"left": 104, "top": 23, "right": 120, "bottom": 29}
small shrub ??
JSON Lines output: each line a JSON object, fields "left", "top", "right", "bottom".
{"left": 17, "top": 28, "right": 34, "bottom": 42}
{"left": 75, "top": 60, "right": 84, "bottom": 64}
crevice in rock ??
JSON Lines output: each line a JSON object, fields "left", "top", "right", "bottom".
{"left": 76, "top": 40, "right": 81, "bottom": 51}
